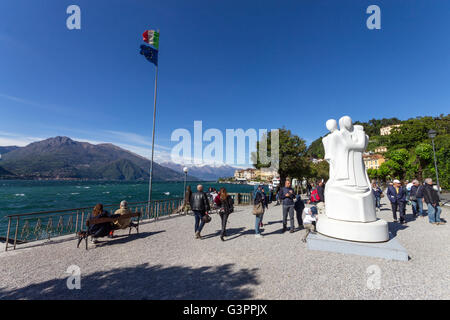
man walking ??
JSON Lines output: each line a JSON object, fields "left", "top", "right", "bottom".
{"left": 423, "top": 178, "right": 445, "bottom": 225}
{"left": 189, "top": 184, "right": 211, "bottom": 239}
{"left": 409, "top": 180, "right": 423, "bottom": 217}
{"left": 387, "top": 179, "right": 407, "bottom": 224}
{"left": 280, "top": 180, "right": 296, "bottom": 233}
{"left": 294, "top": 193, "right": 305, "bottom": 230}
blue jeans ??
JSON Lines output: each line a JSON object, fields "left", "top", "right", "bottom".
{"left": 255, "top": 214, "right": 263, "bottom": 234}
{"left": 427, "top": 204, "right": 442, "bottom": 223}
{"left": 375, "top": 196, "right": 381, "bottom": 209}
{"left": 193, "top": 210, "right": 206, "bottom": 233}
{"left": 416, "top": 198, "right": 424, "bottom": 216}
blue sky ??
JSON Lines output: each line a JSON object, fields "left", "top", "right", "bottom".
{"left": 0, "top": 0, "right": 449, "bottom": 166}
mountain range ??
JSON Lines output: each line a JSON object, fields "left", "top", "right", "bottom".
{"left": 0, "top": 137, "right": 199, "bottom": 181}
{"left": 160, "top": 162, "right": 238, "bottom": 181}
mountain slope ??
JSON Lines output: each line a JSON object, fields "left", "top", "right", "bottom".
{"left": 0, "top": 136, "right": 199, "bottom": 181}
{"left": 161, "top": 162, "right": 237, "bottom": 181}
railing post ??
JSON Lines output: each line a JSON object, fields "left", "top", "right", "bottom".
{"left": 5, "top": 217, "right": 11, "bottom": 252}
{"left": 13, "top": 217, "right": 20, "bottom": 250}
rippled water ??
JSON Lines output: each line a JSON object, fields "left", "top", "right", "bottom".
{"left": 0, "top": 180, "right": 254, "bottom": 232}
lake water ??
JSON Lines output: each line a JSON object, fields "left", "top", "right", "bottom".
{"left": 0, "top": 180, "right": 254, "bottom": 234}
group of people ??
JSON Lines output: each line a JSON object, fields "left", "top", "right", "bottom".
{"left": 371, "top": 177, "right": 444, "bottom": 225}
{"left": 186, "top": 185, "right": 234, "bottom": 241}
{"left": 186, "top": 180, "right": 321, "bottom": 242}
{"left": 87, "top": 200, "right": 134, "bottom": 243}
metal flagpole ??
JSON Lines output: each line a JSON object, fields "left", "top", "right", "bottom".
{"left": 147, "top": 30, "right": 159, "bottom": 218}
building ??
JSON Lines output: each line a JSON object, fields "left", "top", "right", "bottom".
{"left": 234, "top": 168, "right": 279, "bottom": 182}
{"left": 258, "top": 168, "right": 279, "bottom": 181}
{"left": 374, "top": 146, "right": 387, "bottom": 153}
{"left": 363, "top": 154, "right": 386, "bottom": 170}
{"left": 380, "top": 124, "right": 401, "bottom": 136}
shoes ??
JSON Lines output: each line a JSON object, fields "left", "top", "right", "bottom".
{"left": 282, "top": 225, "right": 287, "bottom": 233}
{"left": 393, "top": 220, "right": 398, "bottom": 223}
{"left": 437, "top": 222, "right": 446, "bottom": 225}
{"left": 195, "top": 232, "right": 201, "bottom": 239}
{"left": 220, "top": 235, "right": 225, "bottom": 241}
{"left": 289, "top": 229, "right": 295, "bottom": 233}
{"left": 255, "top": 234, "right": 262, "bottom": 238}
{"left": 301, "top": 238, "right": 307, "bottom": 243}
{"left": 90, "top": 237, "right": 98, "bottom": 244}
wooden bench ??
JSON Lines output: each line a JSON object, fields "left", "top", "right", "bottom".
{"left": 76, "top": 211, "right": 140, "bottom": 250}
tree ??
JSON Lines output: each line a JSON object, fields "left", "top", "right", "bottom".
{"left": 252, "top": 128, "right": 310, "bottom": 184}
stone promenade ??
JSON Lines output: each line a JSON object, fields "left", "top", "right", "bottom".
{"left": 0, "top": 197, "right": 449, "bottom": 300}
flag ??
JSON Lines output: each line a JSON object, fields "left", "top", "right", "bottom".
{"left": 140, "top": 44, "right": 158, "bottom": 66}
{"left": 143, "top": 30, "right": 159, "bottom": 49}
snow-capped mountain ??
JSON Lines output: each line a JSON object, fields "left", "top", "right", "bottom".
{"left": 160, "top": 161, "right": 238, "bottom": 181}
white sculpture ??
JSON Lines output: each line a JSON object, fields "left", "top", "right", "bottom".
{"left": 317, "top": 116, "right": 389, "bottom": 242}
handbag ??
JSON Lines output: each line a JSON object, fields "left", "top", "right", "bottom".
{"left": 202, "top": 213, "right": 212, "bottom": 223}
{"left": 253, "top": 202, "right": 264, "bottom": 215}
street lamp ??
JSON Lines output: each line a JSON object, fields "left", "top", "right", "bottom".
{"left": 183, "top": 167, "right": 188, "bottom": 200}
{"left": 428, "top": 129, "right": 440, "bottom": 196}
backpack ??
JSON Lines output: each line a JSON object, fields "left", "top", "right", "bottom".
{"left": 310, "top": 189, "right": 320, "bottom": 202}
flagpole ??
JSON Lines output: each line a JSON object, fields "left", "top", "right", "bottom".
{"left": 147, "top": 31, "right": 159, "bottom": 218}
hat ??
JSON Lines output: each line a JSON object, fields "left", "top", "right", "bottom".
{"left": 393, "top": 179, "right": 401, "bottom": 184}
{"left": 310, "top": 206, "right": 318, "bottom": 215}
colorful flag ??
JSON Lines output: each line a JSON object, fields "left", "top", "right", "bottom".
{"left": 142, "top": 30, "right": 159, "bottom": 49}
{"left": 140, "top": 44, "right": 158, "bottom": 66}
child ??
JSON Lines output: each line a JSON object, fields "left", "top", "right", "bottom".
{"left": 302, "top": 206, "right": 318, "bottom": 242}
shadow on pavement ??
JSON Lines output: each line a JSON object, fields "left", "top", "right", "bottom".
{"left": 0, "top": 263, "right": 260, "bottom": 300}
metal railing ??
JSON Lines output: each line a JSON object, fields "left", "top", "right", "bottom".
{"left": 2, "top": 193, "right": 253, "bottom": 251}
{"left": 3, "top": 198, "right": 184, "bottom": 251}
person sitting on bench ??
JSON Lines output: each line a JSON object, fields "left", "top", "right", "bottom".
{"left": 88, "top": 203, "right": 114, "bottom": 243}
{"left": 109, "top": 200, "right": 132, "bottom": 237}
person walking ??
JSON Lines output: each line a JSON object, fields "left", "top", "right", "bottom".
{"left": 253, "top": 186, "right": 266, "bottom": 238}
{"left": 190, "top": 184, "right": 211, "bottom": 239}
{"left": 409, "top": 180, "right": 422, "bottom": 218}
{"left": 387, "top": 179, "right": 407, "bottom": 224}
{"left": 294, "top": 193, "right": 305, "bottom": 230}
{"left": 415, "top": 180, "right": 425, "bottom": 217}
{"left": 371, "top": 182, "right": 382, "bottom": 211}
{"left": 268, "top": 184, "right": 273, "bottom": 203}
{"left": 280, "top": 180, "right": 296, "bottom": 233}
{"left": 423, "top": 178, "right": 445, "bottom": 225}
{"left": 214, "top": 187, "right": 234, "bottom": 241}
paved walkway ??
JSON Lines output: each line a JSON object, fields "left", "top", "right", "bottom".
{"left": 0, "top": 197, "right": 449, "bottom": 300}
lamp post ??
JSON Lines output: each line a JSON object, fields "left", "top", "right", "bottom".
{"left": 428, "top": 129, "right": 440, "bottom": 196}
{"left": 183, "top": 167, "right": 188, "bottom": 201}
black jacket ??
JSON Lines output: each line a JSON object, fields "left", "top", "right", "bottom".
{"left": 190, "top": 191, "right": 211, "bottom": 212}
{"left": 423, "top": 184, "right": 440, "bottom": 205}
{"left": 294, "top": 195, "right": 305, "bottom": 212}
{"left": 88, "top": 210, "right": 113, "bottom": 238}
{"left": 280, "top": 187, "right": 295, "bottom": 206}
{"left": 317, "top": 185, "right": 325, "bottom": 202}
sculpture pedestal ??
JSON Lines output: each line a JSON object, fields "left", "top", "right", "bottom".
{"left": 316, "top": 215, "right": 389, "bottom": 243}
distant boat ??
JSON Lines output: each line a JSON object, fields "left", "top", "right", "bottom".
{"left": 163, "top": 192, "right": 170, "bottom": 195}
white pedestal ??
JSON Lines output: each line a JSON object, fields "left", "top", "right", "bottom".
{"left": 316, "top": 215, "right": 389, "bottom": 243}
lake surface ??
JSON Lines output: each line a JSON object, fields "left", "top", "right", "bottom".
{"left": 0, "top": 180, "right": 254, "bottom": 235}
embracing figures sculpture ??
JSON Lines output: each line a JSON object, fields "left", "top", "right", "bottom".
{"left": 316, "top": 116, "right": 389, "bottom": 242}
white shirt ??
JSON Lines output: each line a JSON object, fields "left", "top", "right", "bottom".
{"left": 303, "top": 208, "right": 317, "bottom": 224}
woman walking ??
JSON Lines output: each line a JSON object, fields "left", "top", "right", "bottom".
{"left": 371, "top": 182, "right": 382, "bottom": 211}
{"left": 253, "top": 186, "right": 265, "bottom": 238}
{"left": 214, "top": 187, "right": 234, "bottom": 241}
